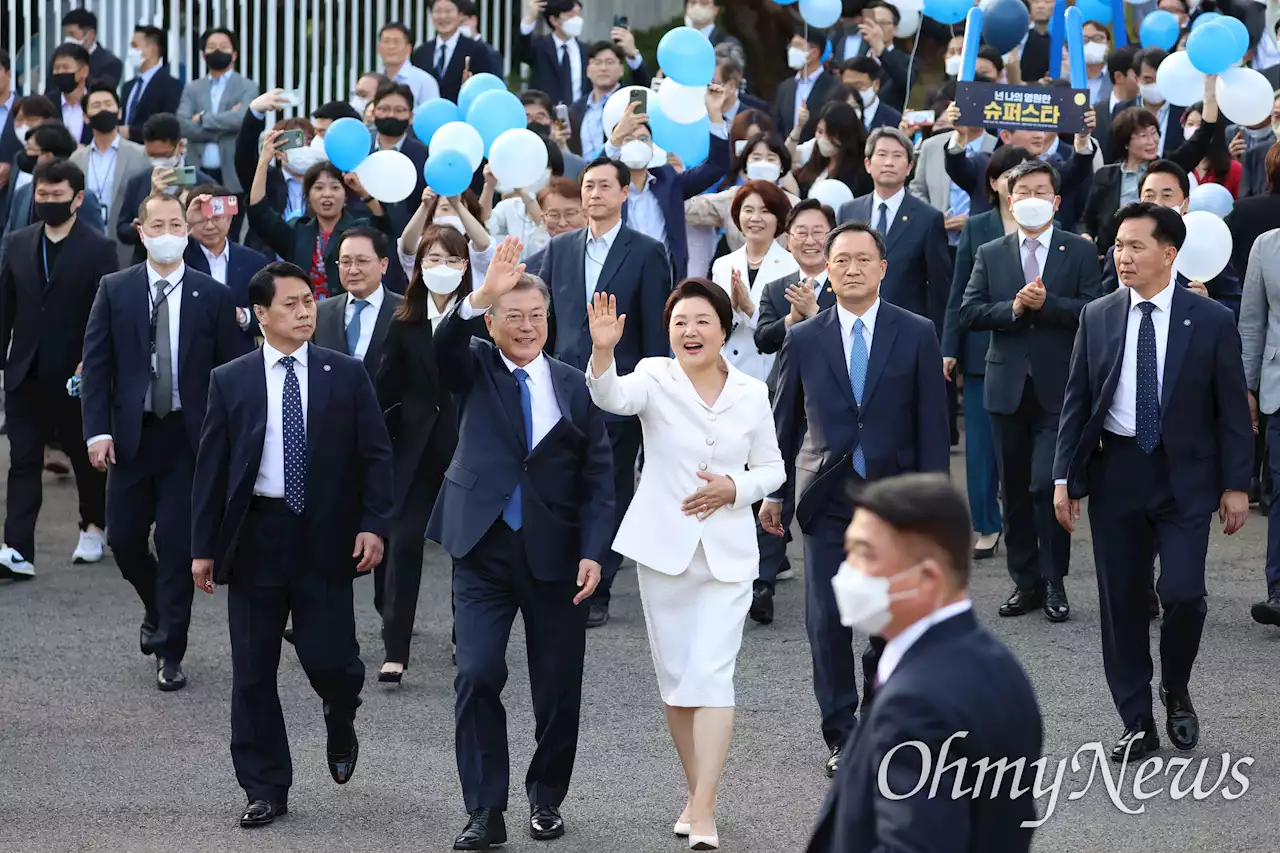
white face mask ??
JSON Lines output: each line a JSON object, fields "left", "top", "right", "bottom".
{"left": 831, "top": 562, "right": 921, "bottom": 636}
{"left": 285, "top": 146, "right": 326, "bottom": 176}
{"left": 858, "top": 87, "right": 877, "bottom": 108}
{"left": 1010, "top": 197, "right": 1055, "bottom": 229}
{"left": 559, "top": 16, "right": 585, "bottom": 39}
{"left": 142, "top": 233, "right": 188, "bottom": 264}
{"left": 349, "top": 94, "right": 369, "bottom": 116}
{"left": 620, "top": 139, "right": 654, "bottom": 170}
{"left": 1139, "top": 83, "right": 1163, "bottom": 105}
{"left": 459, "top": 25, "right": 475, "bottom": 39}
{"left": 1182, "top": 123, "right": 1200, "bottom": 138}
{"left": 787, "top": 46, "right": 809, "bottom": 70}
{"left": 745, "top": 160, "right": 781, "bottom": 182}
{"left": 816, "top": 136, "right": 839, "bottom": 158}
{"left": 422, "top": 264, "right": 464, "bottom": 294}
{"left": 150, "top": 154, "right": 182, "bottom": 170}
{"left": 127, "top": 47, "right": 144, "bottom": 69}
{"left": 686, "top": 4, "right": 717, "bottom": 27}
{"left": 945, "top": 55, "right": 962, "bottom": 77}
{"left": 734, "top": 139, "right": 748, "bottom": 157}
{"left": 435, "top": 215, "right": 464, "bottom": 234}
{"left": 13, "top": 124, "right": 29, "bottom": 143}
{"left": 64, "top": 36, "right": 84, "bottom": 46}
{"left": 1083, "top": 41, "right": 1108, "bottom": 65}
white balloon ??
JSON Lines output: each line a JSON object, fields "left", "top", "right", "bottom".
{"left": 894, "top": 0, "right": 924, "bottom": 9}
{"left": 604, "top": 86, "right": 659, "bottom": 136}
{"left": 808, "top": 179, "right": 854, "bottom": 211}
{"left": 895, "top": 5, "right": 922, "bottom": 37}
{"left": 658, "top": 77, "right": 708, "bottom": 124}
{"left": 430, "top": 121, "right": 484, "bottom": 172}
{"left": 1175, "top": 210, "right": 1233, "bottom": 281}
{"left": 1216, "top": 66, "right": 1274, "bottom": 127}
{"left": 487, "top": 128, "right": 550, "bottom": 189}
{"left": 1156, "top": 51, "right": 1205, "bottom": 107}
{"left": 353, "top": 150, "right": 419, "bottom": 204}
{"left": 648, "top": 143, "right": 669, "bottom": 169}
{"left": 1187, "top": 182, "right": 1235, "bottom": 218}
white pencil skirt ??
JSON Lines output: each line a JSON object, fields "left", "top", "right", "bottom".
{"left": 636, "top": 543, "right": 752, "bottom": 708}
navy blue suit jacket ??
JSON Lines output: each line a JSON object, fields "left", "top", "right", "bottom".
{"left": 513, "top": 33, "right": 590, "bottom": 110}
{"left": 425, "top": 304, "right": 615, "bottom": 582}
{"left": 1053, "top": 284, "right": 1253, "bottom": 515}
{"left": 80, "top": 265, "right": 250, "bottom": 464}
{"left": 120, "top": 66, "right": 185, "bottom": 143}
{"left": 191, "top": 344, "right": 394, "bottom": 584}
{"left": 1100, "top": 244, "right": 1241, "bottom": 320}
{"left": 183, "top": 239, "right": 271, "bottom": 337}
{"left": 941, "top": 209, "right": 1005, "bottom": 376}
{"left": 837, "top": 193, "right": 953, "bottom": 331}
{"left": 946, "top": 143, "right": 1095, "bottom": 228}
{"left": 116, "top": 170, "right": 215, "bottom": 263}
{"left": 411, "top": 35, "right": 497, "bottom": 103}
{"left": 772, "top": 302, "right": 950, "bottom": 530}
{"left": 806, "top": 610, "right": 1042, "bottom": 853}
{"left": 866, "top": 102, "right": 903, "bottom": 132}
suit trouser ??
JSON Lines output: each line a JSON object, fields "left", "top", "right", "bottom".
{"left": 3, "top": 377, "right": 105, "bottom": 561}
{"left": 593, "top": 418, "right": 642, "bottom": 607}
{"left": 989, "top": 380, "right": 1069, "bottom": 589}
{"left": 755, "top": 490, "right": 793, "bottom": 593}
{"left": 1264, "top": 415, "right": 1280, "bottom": 596}
{"left": 107, "top": 413, "right": 194, "bottom": 662}
{"left": 962, "top": 375, "right": 1003, "bottom": 536}
{"left": 453, "top": 520, "right": 587, "bottom": 812}
{"left": 381, "top": 463, "right": 443, "bottom": 665}
{"left": 1088, "top": 435, "right": 1209, "bottom": 727}
{"left": 228, "top": 499, "right": 365, "bottom": 804}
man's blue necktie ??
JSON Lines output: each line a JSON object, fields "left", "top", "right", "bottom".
{"left": 281, "top": 356, "right": 307, "bottom": 514}
{"left": 503, "top": 368, "right": 533, "bottom": 530}
{"left": 850, "top": 318, "right": 868, "bottom": 478}
{"left": 1135, "top": 302, "right": 1160, "bottom": 453}
{"left": 875, "top": 202, "right": 889, "bottom": 237}
{"left": 346, "top": 299, "right": 368, "bottom": 356}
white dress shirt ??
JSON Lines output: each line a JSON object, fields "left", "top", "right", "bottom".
{"left": 843, "top": 32, "right": 865, "bottom": 62}
{"left": 1018, "top": 224, "right": 1052, "bottom": 280}
{"left": 625, "top": 173, "right": 668, "bottom": 247}
{"left": 344, "top": 286, "right": 385, "bottom": 361}
{"left": 862, "top": 98, "right": 879, "bottom": 130}
{"left": 836, "top": 297, "right": 879, "bottom": 366}
{"left": 256, "top": 341, "right": 310, "bottom": 498}
{"left": 381, "top": 61, "right": 440, "bottom": 111}
{"left": 795, "top": 66, "right": 824, "bottom": 128}
{"left": 869, "top": 187, "right": 906, "bottom": 238}
{"left": 1104, "top": 278, "right": 1174, "bottom": 437}
{"left": 876, "top": 599, "right": 974, "bottom": 685}
{"left": 426, "top": 293, "right": 458, "bottom": 332}
{"left": 145, "top": 261, "right": 184, "bottom": 414}
{"left": 584, "top": 218, "right": 624, "bottom": 304}
{"left": 85, "top": 134, "right": 121, "bottom": 214}
{"left": 200, "top": 240, "right": 230, "bottom": 284}
{"left": 61, "top": 94, "right": 85, "bottom": 142}
{"left": 433, "top": 31, "right": 462, "bottom": 76}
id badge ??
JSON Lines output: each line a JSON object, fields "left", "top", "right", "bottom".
{"left": 150, "top": 350, "right": 159, "bottom": 379}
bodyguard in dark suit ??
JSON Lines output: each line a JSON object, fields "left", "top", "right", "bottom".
{"left": 514, "top": 0, "right": 590, "bottom": 110}
{"left": 774, "top": 30, "right": 838, "bottom": 141}
{"left": 1054, "top": 203, "right": 1252, "bottom": 761}
{"left": 81, "top": 192, "right": 249, "bottom": 691}
{"left": 0, "top": 161, "right": 113, "bottom": 580}
{"left": 839, "top": 57, "right": 904, "bottom": 132}
{"left": 534, "top": 157, "right": 671, "bottom": 626}
{"left": 412, "top": 15, "right": 496, "bottom": 103}
{"left": 961, "top": 161, "right": 1102, "bottom": 623}
{"left": 191, "top": 262, "right": 393, "bottom": 828}
{"left": 762, "top": 221, "right": 950, "bottom": 777}
{"left": 119, "top": 35, "right": 183, "bottom": 145}
{"left": 806, "top": 475, "right": 1042, "bottom": 853}
{"left": 184, "top": 185, "right": 271, "bottom": 342}
{"left": 52, "top": 9, "right": 124, "bottom": 90}
{"left": 429, "top": 237, "right": 613, "bottom": 849}
{"left": 311, "top": 226, "right": 403, "bottom": 380}
{"left": 838, "top": 127, "right": 952, "bottom": 330}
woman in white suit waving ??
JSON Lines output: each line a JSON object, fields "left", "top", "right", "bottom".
{"left": 586, "top": 280, "right": 785, "bottom": 851}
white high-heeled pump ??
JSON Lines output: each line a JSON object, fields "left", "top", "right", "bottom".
{"left": 674, "top": 820, "right": 692, "bottom": 836}
{"left": 689, "top": 834, "right": 719, "bottom": 850}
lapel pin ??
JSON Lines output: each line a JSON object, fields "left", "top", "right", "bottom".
{"left": 1058, "top": 246, "right": 1064, "bottom": 251}
{"left": 1183, "top": 319, "right": 1191, "bottom": 326}
{"left": 901, "top": 215, "right": 908, "bottom": 221}
{"left": 191, "top": 290, "right": 199, "bottom": 297}
{"left": 323, "top": 364, "right": 332, "bottom": 371}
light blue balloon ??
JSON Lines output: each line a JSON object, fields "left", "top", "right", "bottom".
{"left": 1139, "top": 10, "right": 1180, "bottom": 50}
{"left": 923, "top": 0, "right": 969, "bottom": 26}
{"left": 1190, "top": 10, "right": 1220, "bottom": 29}
{"left": 657, "top": 27, "right": 716, "bottom": 87}
{"left": 413, "top": 99, "right": 461, "bottom": 145}
{"left": 650, "top": 99, "right": 709, "bottom": 168}
{"left": 1217, "top": 15, "right": 1250, "bottom": 57}
{"left": 457, "top": 72, "right": 506, "bottom": 117}
{"left": 1187, "top": 20, "right": 1240, "bottom": 75}
{"left": 466, "top": 89, "right": 527, "bottom": 154}
{"left": 322, "top": 117, "right": 372, "bottom": 172}
{"left": 1074, "top": 0, "right": 1111, "bottom": 25}
{"left": 424, "top": 149, "right": 473, "bottom": 197}
{"left": 1188, "top": 182, "right": 1235, "bottom": 218}
{"left": 799, "top": 0, "right": 842, "bottom": 28}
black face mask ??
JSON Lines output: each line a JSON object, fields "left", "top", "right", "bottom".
{"left": 52, "top": 72, "right": 79, "bottom": 94}
{"left": 35, "top": 200, "right": 75, "bottom": 227}
{"left": 88, "top": 110, "right": 119, "bottom": 133}
{"left": 15, "top": 151, "right": 36, "bottom": 173}
{"left": 374, "top": 117, "right": 409, "bottom": 138}
{"left": 205, "top": 50, "right": 234, "bottom": 71}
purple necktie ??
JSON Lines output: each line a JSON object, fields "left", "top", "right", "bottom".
{"left": 1022, "top": 237, "right": 1041, "bottom": 285}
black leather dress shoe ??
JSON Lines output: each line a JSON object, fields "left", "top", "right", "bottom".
{"left": 998, "top": 585, "right": 1043, "bottom": 617}
{"left": 1251, "top": 597, "right": 1280, "bottom": 626}
{"left": 586, "top": 602, "right": 609, "bottom": 628}
{"left": 1043, "top": 581, "right": 1070, "bottom": 622}
{"left": 239, "top": 799, "right": 287, "bottom": 828}
{"left": 282, "top": 626, "right": 295, "bottom": 645}
{"left": 749, "top": 588, "right": 774, "bottom": 624}
{"left": 1160, "top": 686, "right": 1199, "bottom": 750}
{"left": 1148, "top": 589, "right": 1161, "bottom": 620}
{"left": 156, "top": 659, "right": 186, "bottom": 691}
{"left": 530, "top": 804, "right": 565, "bottom": 840}
{"left": 1110, "top": 716, "right": 1159, "bottom": 763}
{"left": 454, "top": 808, "right": 507, "bottom": 850}
{"left": 824, "top": 744, "right": 842, "bottom": 778}
{"left": 327, "top": 722, "right": 359, "bottom": 784}
{"left": 140, "top": 613, "right": 158, "bottom": 656}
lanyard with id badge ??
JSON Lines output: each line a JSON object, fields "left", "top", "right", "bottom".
{"left": 150, "top": 278, "right": 183, "bottom": 380}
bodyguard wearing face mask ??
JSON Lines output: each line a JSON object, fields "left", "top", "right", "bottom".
{"left": 517, "top": 0, "right": 590, "bottom": 110}
{"left": 808, "top": 474, "right": 1042, "bottom": 853}
{"left": 81, "top": 192, "right": 250, "bottom": 693}
{"left": 775, "top": 29, "right": 838, "bottom": 141}
{"left": 120, "top": 25, "right": 182, "bottom": 144}
{"left": 840, "top": 57, "right": 902, "bottom": 133}
{"left": 960, "top": 160, "right": 1102, "bottom": 625}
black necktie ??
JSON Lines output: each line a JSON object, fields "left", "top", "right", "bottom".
{"left": 1135, "top": 302, "right": 1160, "bottom": 453}
{"left": 559, "top": 45, "right": 572, "bottom": 96}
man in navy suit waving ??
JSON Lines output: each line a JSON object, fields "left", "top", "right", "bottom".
{"left": 762, "top": 220, "right": 949, "bottom": 778}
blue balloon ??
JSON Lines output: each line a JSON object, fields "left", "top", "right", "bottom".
{"left": 650, "top": 100, "right": 709, "bottom": 168}
{"left": 1217, "top": 15, "right": 1250, "bottom": 57}
{"left": 1190, "top": 11, "right": 1220, "bottom": 29}
{"left": 799, "top": 0, "right": 841, "bottom": 28}
{"left": 923, "top": 0, "right": 969, "bottom": 26}
{"left": 1139, "top": 10, "right": 1181, "bottom": 50}
{"left": 1074, "top": 0, "right": 1111, "bottom": 25}
{"left": 1188, "top": 182, "right": 1235, "bottom": 218}
{"left": 413, "top": 99, "right": 461, "bottom": 145}
{"left": 657, "top": 27, "right": 716, "bottom": 87}
{"left": 322, "top": 117, "right": 372, "bottom": 172}
{"left": 457, "top": 72, "right": 506, "bottom": 117}
{"left": 1187, "top": 20, "right": 1240, "bottom": 75}
{"left": 466, "top": 89, "right": 527, "bottom": 154}
{"left": 982, "top": 0, "right": 1031, "bottom": 54}
{"left": 424, "top": 149, "right": 473, "bottom": 197}
{"left": 821, "top": 39, "right": 832, "bottom": 64}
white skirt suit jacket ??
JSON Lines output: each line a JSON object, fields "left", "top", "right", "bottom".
{"left": 585, "top": 356, "right": 786, "bottom": 582}
{"left": 710, "top": 240, "right": 800, "bottom": 382}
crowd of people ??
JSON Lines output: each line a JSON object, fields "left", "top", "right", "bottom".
{"left": 4, "top": 0, "right": 1280, "bottom": 849}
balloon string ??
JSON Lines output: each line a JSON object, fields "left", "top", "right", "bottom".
{"left": 904, "top": 19, "right": 924, "bottom": 110}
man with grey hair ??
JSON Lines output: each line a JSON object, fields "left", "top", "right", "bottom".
{"left": 429, "top": 235, "right": 615, "bottom": 850}
{"left": 837, "top": 126, "right": 953, "bottom": 330}
{"left": 714, "top": 50, "right": 767, "bottom": 124}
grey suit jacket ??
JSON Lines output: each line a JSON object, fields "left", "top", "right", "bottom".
{"left": 909, "top": 131, "right": 997, "bottom": 214}
{"left": 71, "top": 137, "right": 152, "bottom": 268}
{"left": 1239, "top": 228, "right": 1280, "bottom": 414}
{"left": 177, "top": 71, "right": 260, "bottom": 193}
{"left": 312, "top": 287, "right": 404, "bottom": 378}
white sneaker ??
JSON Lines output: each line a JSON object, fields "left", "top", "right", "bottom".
{"left": 0, "top": 546, "right": 35, "bottom": 580}
{"left": 72, "top": 528, "right": 105, "bottom": 564}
